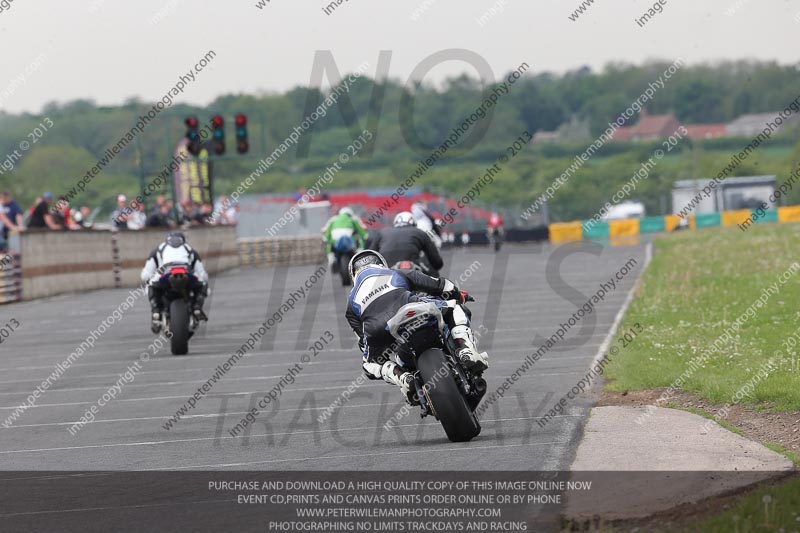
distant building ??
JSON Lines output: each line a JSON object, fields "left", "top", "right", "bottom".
{"left": 532, "top": 115, "right": 591, "bottom": 144}
{"left": 532, "top": 130, "right": 560, "bottom": 144}
{"left": 726, "top": 112, "right": 799, "bottom": 138}
{"left": 672, "top": 176, "right": 777, "bottom": 216}
{"left": 611, "top": 111, "right": 680, "bottom": 142}
{"left": 684, "top": 123, "right": 727, "bottom": 140}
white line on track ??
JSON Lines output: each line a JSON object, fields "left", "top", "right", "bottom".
{"left": 147, "top": 440, "right": 574, "bottom": 470}
{"left": 0, "top": 416, "right": 580, "bottom": 455}
{"left": 0, "top": 369, "right": 575, "bottom": 410}
{"left": 0, "top": 346, "right": 605, "bottom": 383}
{"left": 0, "top": 369, "right": 589, "bottom": 398}
{"left": 2, "top": 401, "right": 586, "bottom": 429}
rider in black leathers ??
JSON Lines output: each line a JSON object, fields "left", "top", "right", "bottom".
{"left": 371, "top": 211, "right": 444, "bottom": 275}
{"left": 345, "top": 249, "right": 488, "bottom": 403}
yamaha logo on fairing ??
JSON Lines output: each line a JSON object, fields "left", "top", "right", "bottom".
{"left": 361, "top": 283, "right": 389, "bottom": 306}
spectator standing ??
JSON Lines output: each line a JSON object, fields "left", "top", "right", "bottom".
{"left": 146, "top": 203, "right": 174, "bottom": 228}
{"left": 224, "top": 202, "right": 239, "bottom": 226}
{"left": 0, "top": 192, "right": 23, "bottom": 250}
{"left": 177, "top": 198, "right": 195, "bottom": 226}
{"left": 192, "top": 203, "right": 213, "bottom": 226}
{"left": 28, "top": 197, "right": 41, "bottom": 219}
{"left": 72, "top": 206, "right": 93, "bottom": 229}
{"left": 28, "top": 193, "right": 63, "bottom": 230}
{"left": 111, "top": 194, "right": 130, "bottom": 229}
{"left": 52, "top": 197, "right": 71, "bottom": 230}
{"left": 213, "top": 195, "right": 229, "bottom": 224}
{"left": 127, "top": 202, "right": 147, "bottom": 230}
{"left": 0, "top": 209, "right": 13, "bottom": 252}
{"left": 213, "top": 196, "right": 239, "bottom": 225}
{"left": 149, "top": 195, "right": 166, "bottom": 220}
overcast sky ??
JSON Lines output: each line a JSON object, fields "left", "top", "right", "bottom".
{"left": 1, "top": 0, "right": 798, "bottom": 114}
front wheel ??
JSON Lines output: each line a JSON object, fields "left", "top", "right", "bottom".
{"left": 417, "top": 348, "right": 481, "bottom": 442}
{"left": 169, "top": 299, "right": 190, "bottom": 355}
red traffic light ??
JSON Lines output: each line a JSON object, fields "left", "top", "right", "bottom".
{"left": 235, "top": 114, "right": 247, "bottom": 127}
{"left": 211, "top": 115, "right": 224, "bottom": 128}
{"left": 185, "top": 116, "right": 198, "bottom": 128}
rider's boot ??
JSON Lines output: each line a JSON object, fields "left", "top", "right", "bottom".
{"left": 150, "top": 305, "right": 162, "bottom": 334}
{"left": 381, "top": 361, "right": 419, "bottom": 406}
{"left": 451, "top": 325, "right": 488, "bottom": 374}
{"left": 148, "top": 286, "right": 162, "bottom": 334}
{"left": 328, "top": 252, "right": 339, "bottom": 274}
{"left": 192, "top": 285, "right": 208, "bottom": 321}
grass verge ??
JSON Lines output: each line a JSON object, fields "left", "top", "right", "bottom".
{"left": 690, "top": 476, "right": 800, "bottom": 533}
{"left": 604, "top": 223, "right": 800, "bottom": 412}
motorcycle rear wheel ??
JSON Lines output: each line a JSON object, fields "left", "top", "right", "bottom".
{"left": 169, "top": 299, "right": 190, "bottom": 355}
{"left": 339, "top": 253, "right": 354, "bottom": 286}
{"left": 417, "top": 348, "right": 481, "bottom": 442}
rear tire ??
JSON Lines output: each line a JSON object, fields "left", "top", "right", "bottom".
{"left": 417, "top": 348, "right": 481, "bottom": 442}
{"left": 169, "top": 299, "right": 190, "bottom": 355}
{"left": 339, "top": 253, "right": 353, "bottom": 286}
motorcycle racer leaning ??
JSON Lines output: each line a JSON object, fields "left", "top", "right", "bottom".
{"left": 141, "top": 231, "right": 209, "bottom": 333}
{"left": 345, "top": 250, "right": 489, "bottom": 403}
{"left": 371, "top": 211, "right": 444, "bottom": 275}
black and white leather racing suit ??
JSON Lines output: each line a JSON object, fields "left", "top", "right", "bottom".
{"left": 371, "top": 225, "right": 444, "bottom": 276}
{"left": 345, "top": 265, "right": 488, "bottom": 399}
{"left": 141, "top": 241, "right": 209, "bottom": 320}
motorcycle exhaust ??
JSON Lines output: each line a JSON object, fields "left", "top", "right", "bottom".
{"left": 466, "top": 377, "right": 487, "bottom": 412}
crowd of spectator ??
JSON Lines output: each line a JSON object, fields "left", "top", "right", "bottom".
{"left": 0, "top": 190, "right": 238, "bottom": 251}
{"left": 110, "top": 194, "right": 237, "bottom": 229}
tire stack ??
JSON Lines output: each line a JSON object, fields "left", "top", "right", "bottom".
{"left": 0, "top": 253, "right": 22, "bottom": 304}
{"left": 238, "top": 236, "right": 325, "bottom": 268}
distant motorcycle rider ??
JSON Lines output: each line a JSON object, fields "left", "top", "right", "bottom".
{"left": 487, "top": 212, "right": 504, "bottom": 236}
{"left": 323, "top": 207, "right": 367, "bottom": 273}
{"left": 411, "top": 202, "right": 443, "bottom": 249}
{"left": 141, "top": 231, "right": 209, "bottom": 333}
{"left": 372, "top": 211, "right": 444, "bottom": 275}
{"left": 345, "top": 250, "right": 488, "bottom": 403}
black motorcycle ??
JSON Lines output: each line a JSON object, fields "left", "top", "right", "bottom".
{"left": 157, "top": 263, "right": 201, "bottom": 355}
{"left": 489, "top": 228, "right": 503, "bottom": 252}
{"left": 386, "top": 297, "right": 487, "bottom": 442}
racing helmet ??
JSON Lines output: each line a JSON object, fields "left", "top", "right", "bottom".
{"left": 348, "top": 249, "right": 388, "bottom": 279}
{"left": 392, "top": 211, "right": 416, "bottom": 227}
{"left": 339, "top": 206, "right": 355, "bottom": 217}
{"left": 165, "top": 231, "right": 186, "bottom": 248}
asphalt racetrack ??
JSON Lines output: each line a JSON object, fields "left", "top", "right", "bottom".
{"left": 0, "top": 242, "right": 647, "bottom": 471}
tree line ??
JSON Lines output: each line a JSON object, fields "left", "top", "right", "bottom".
{"left": 1, "top": 59, "right": 799, "bottom": 224}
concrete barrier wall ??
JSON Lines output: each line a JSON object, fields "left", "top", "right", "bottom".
{"left": 115, "top": 227, "right": 240, "bottom": 286}
{"left": 21, "top": 230, "right": 117, "bottom": 300}
{"left": 19, "top": 227, "right": 240, "bottom": 301}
